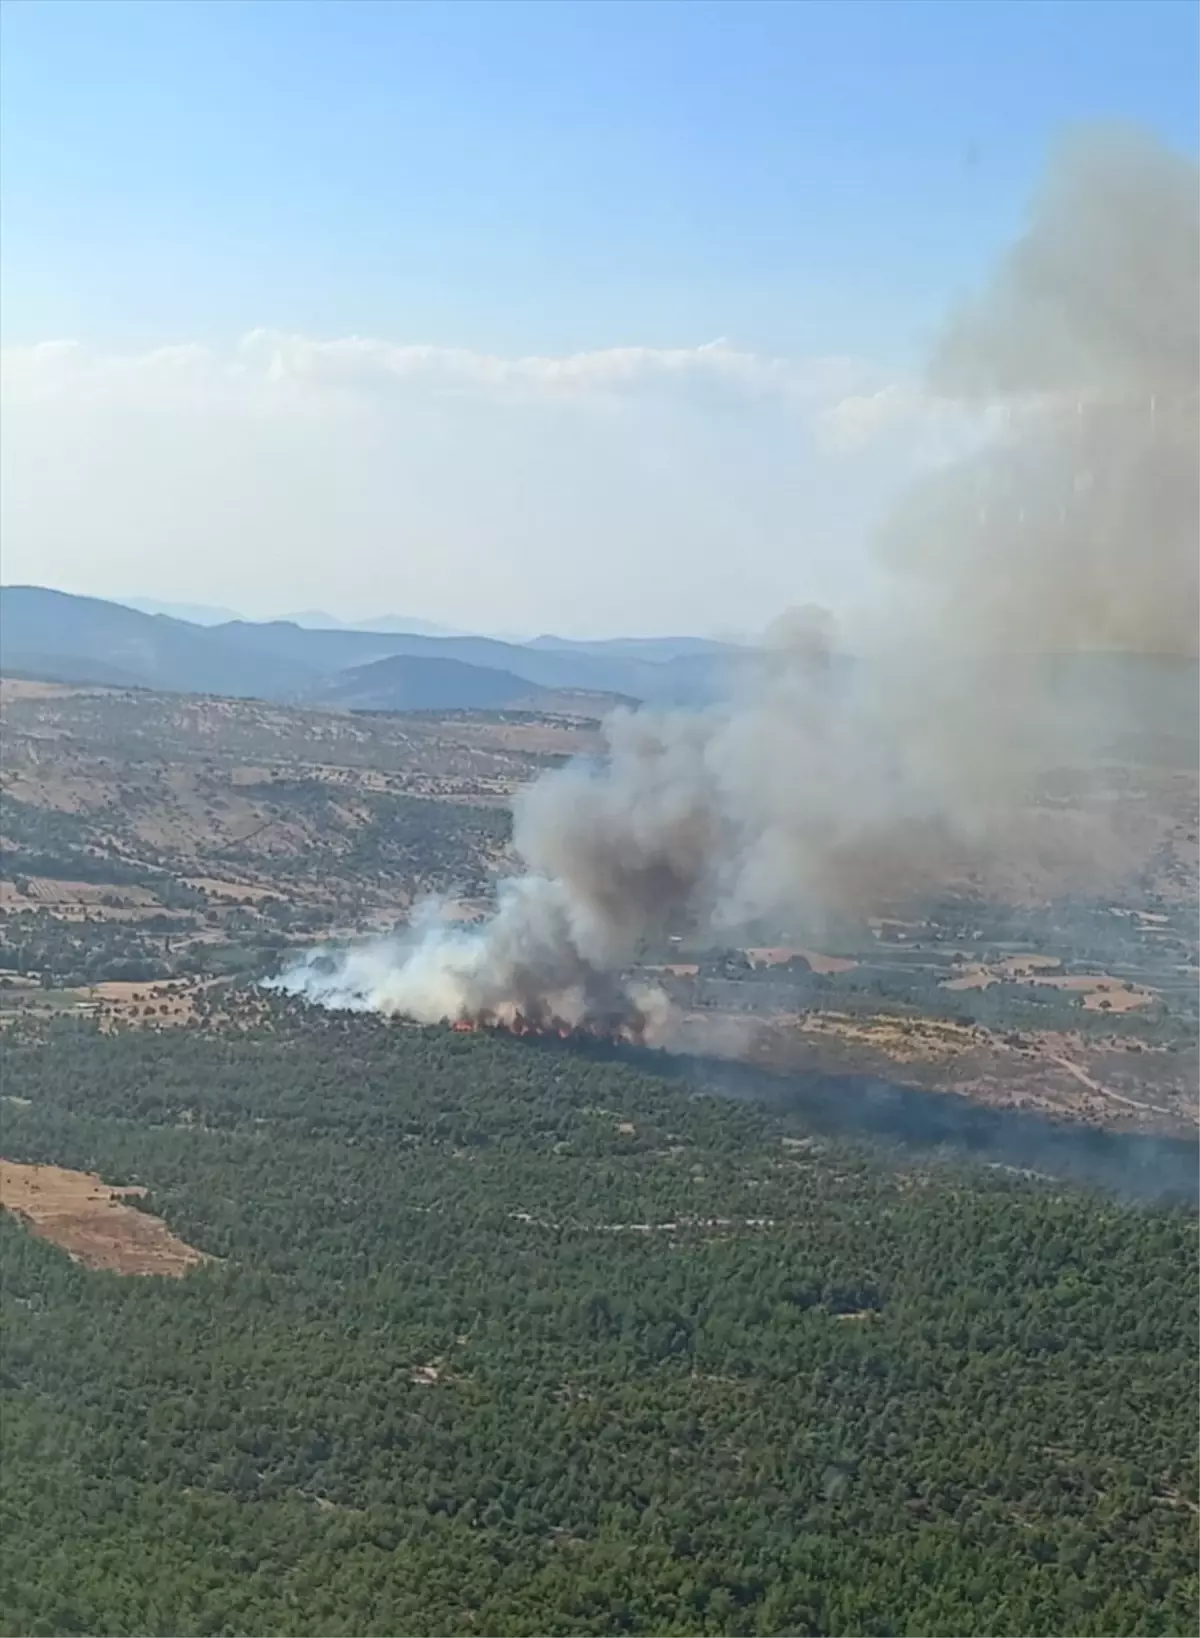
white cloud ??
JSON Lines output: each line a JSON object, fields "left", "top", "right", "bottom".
{"left": 0, "top": 330, "right": 860, "bottom": 415}
{"left": 0, "top": 322, "right": 1144, "bottom": 636}
{"left": 0, "top": 329, "right": 952, "bottom": 636}
{"left": 244, "top": 329, "right": 793, "bottom": 397}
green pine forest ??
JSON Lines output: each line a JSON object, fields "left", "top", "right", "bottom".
{"left": 1, "top": 1001, "right": 1197, "bottom": 1637}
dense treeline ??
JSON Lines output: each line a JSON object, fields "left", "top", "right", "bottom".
{"left": 1, "top": 1008, "right": 1197, "bottom": 1636}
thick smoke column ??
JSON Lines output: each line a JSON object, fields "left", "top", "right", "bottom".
{"left": 881, "top": 124, "right": 1197, "bottom": 658}
{"left": 271, "top": 128, "right": 1198, "bottom": 1033}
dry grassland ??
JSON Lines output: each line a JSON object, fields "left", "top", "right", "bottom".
{"left": 943, "top": 957, "right": 1155, "bottom": 1011}
{"left": 0, "top": 1159, "right": 208, "bottom": 1275}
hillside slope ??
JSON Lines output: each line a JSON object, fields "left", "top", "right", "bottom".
{"left": 312, "top": 652, "right": 555, "bottom": 712}
{"left": 0, "top": 588, "right": 741, "bottom": 704}
{"left": 209, "top": 617, "right": 648, "bottom": 695}
{"left": 0, "top": 587, "right": 315, "bottom": 699}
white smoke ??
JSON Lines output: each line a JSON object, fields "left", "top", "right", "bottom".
{"left": 269, "top": 127, "right": 1198, "bottom": 1035}
{"left": 265, "top": 884, "right": 676, "bottom": 1039}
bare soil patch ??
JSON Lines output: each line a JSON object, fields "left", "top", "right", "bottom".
{"left": 760, "top": 1014, "right": 1196, "bottom": 1134}
{"left": 0, "top": 1159, "right": 208, "bottom": 1275}
{"left": 785, "top": 1010, "right": 981, "bottom": 1063}
{"left": 84, "top": 978, "right": 210, "bottom": 1027}
{"left": 943, "top": 958, "right": 1154, "bottom": 1011}
{"left": 1038, "top": 975, "right": 1155, "bottom": 1012}
{"left": 0, "top": 878, "right": 161, "bottom": 911}
{"left": 0, "top": 678, "right": 80, "bottom": 703}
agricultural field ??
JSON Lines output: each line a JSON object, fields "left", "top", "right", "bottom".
{"left": 0, "top": 1159, "right": 207, "bottom": 1276}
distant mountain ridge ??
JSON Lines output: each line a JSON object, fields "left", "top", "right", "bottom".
{"left": 0, "top": 587, "right": 317, "bottom": 699}
{"left": 5, "top": 588, "right": 1193, "bottom": 742}
{"left": 529, "top": 633, "right": 742, "bottom": 663}
{"left": 282, "top": 609, "right": 462, "bottom": 637}
{"left": 0, "top": 585, "right": 738, "bottom": 711}
{"left": 121, "top": 596, "right": 245, "bottom": 626}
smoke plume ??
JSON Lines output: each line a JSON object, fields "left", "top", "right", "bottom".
{"left": 880, "top": 124, "right": 1197, "bottom": 659}
{"left": 270, "top": 128, "right": 1198, "bottom": 1036}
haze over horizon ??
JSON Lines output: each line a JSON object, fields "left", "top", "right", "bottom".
{"left": 1, "top": 0, "right": 1196, "bottom": 638}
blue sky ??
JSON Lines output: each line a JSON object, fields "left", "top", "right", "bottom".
{"left": 1, "top": 0, "right": 1196, "bottom": 634}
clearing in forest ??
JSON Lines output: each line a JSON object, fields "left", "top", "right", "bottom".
{"left": 0, "top": 1159, "right": 207, "bottom": 1275}
{"left": 943, "top": 957, "right": 1155, "bottom": 1011}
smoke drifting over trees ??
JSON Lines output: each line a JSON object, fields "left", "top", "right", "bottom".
{"left": 271, "top": 128, "right": 1199, "bottom": 1034}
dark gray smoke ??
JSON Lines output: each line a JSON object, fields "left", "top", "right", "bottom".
{"left": 270, "top": 128, "right": 1198, "bottom": 1033}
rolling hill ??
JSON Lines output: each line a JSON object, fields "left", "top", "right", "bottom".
{"left": 0, "top": 587, "right": 316, "bottom": 698}
{"left": 4, "top": 588, "right": 1196, "bottom": 735}
{"left": 312, "top": 652, "right": 557, "bottom": 712}
{"left": 0, "top": 586, "right": 735, "bottom": 708}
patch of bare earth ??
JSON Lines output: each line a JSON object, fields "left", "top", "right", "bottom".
{"left": 81, "top": 977, "right": 217, "bottom": 1029}
{"left": 943, "top": 956, "right": 1156, "bottom": 1011}
{"left": 0, "top": 1159, "right": 208, "bottom": 1275}
{"left": 759, "top": 1014, "right": 1197, "bottom": 1135}
{"left": 928, "top": 1029, "right": 1198, "bottom": 1134}
{"left": 0, "top": 678, "right": 87, "bottom": 703}
{"left": 783, "top": 1010, "right": 981, "bottom": 1064}
{"left": 0, "top": 877, "right": 164, "bottom": 915}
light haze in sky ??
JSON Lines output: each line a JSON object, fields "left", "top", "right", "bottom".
{"left": 1, "top": 0, "right": 1195, "bottom": 636}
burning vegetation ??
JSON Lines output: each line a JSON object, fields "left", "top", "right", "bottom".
{"left": 267, "top": 128, "right": 1198, "bottom": 1045}
{"left": 450, "top": 1013, "right": 641, "bottom": 1044}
